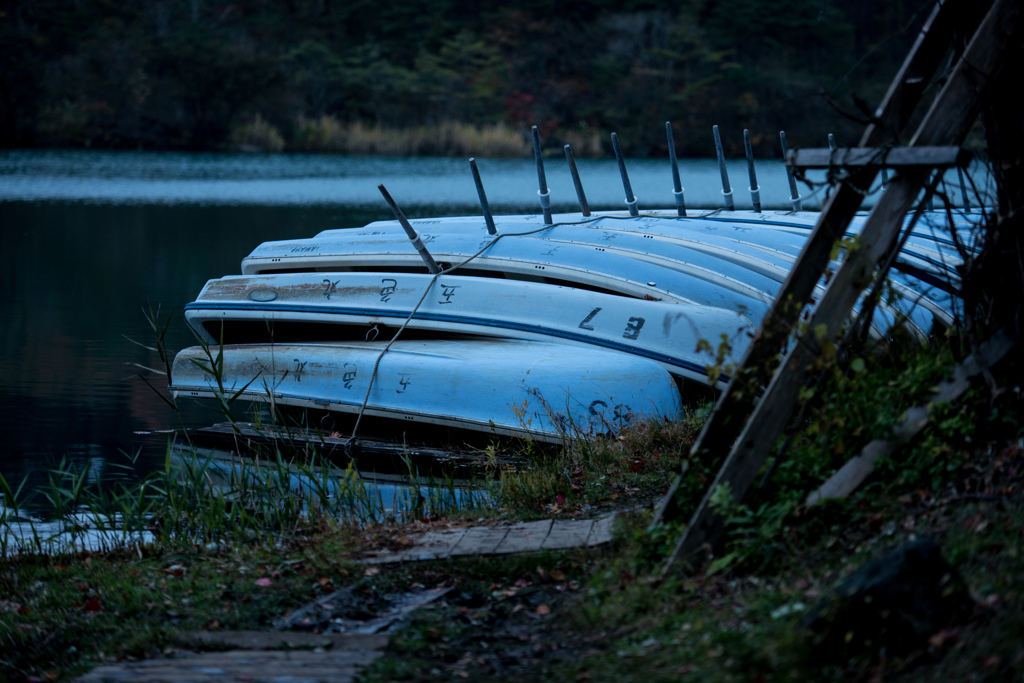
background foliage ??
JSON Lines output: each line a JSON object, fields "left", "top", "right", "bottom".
{"left": 1, "top": 0, "right": 924, "bottom": 155}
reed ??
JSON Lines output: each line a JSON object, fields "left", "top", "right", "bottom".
{"left": 0, "top": 320, "right": 486, "bottom": 556}
{"left": 227, "top": 114, "right": 286, "bottom": 153}
{"left": 292, "top": 117, "right": 531, "bottom": 157}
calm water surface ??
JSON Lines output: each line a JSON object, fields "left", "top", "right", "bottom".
{"left": 0, "top": 150, "right": 989, "bottom": 492}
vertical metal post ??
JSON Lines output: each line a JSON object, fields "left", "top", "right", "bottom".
{"left": 780, "top": 131, "right": 802, "bottom": 211}
{"left": 469, "top": 158, "right": 497, "bottom": 235}
{"left": 743, "top": 129, "right": 761, "bottom": 213}
{"left": 666, "top": 121, "right": 686, "bottom": 216}
{"left": 713, "top": 125, "right": 734, "bottom": 210}
{"left": 957, "top": 166, "right": 971, "bottom": 211}
{"left": 881, "top": 167, "right": 889, "bottom": 188}
{"left": 531, "top": 126, "right": 553, "bottom": 225}
{"left": 563, "top": 144, "right": 591, "bottom": 216}
{"left": 611, "top": 132, "right": 639, "bottom": 216}
{"left": 378, "top": 184, "right": 441, "bottom": 274}
{"left": 827, "top": 134, "right": 838, "bottom": 194}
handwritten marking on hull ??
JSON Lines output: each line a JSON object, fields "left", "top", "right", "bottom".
{"left": 579, "top": 307, "right": 602, "bottom": 330}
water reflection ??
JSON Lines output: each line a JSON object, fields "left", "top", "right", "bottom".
{"left": 0, "top": 148, "right": 932, "bottom": 210}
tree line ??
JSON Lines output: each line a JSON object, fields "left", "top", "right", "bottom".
{"left": 0, "top": 0, "right": 924, "bottom": 157}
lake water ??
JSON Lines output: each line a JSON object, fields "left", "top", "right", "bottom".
{"left": 0, "top": 149, "right": 990, "bottom": 494}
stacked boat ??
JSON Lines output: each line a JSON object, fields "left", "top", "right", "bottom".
{"left": 169, "top": 203, "right": 970, "bottom": 444}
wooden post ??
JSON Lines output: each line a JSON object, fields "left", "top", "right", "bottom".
{"left": 657, "top": 0, "right": 1014, "bottom": 573}
{"left": 651, "top": 0, "right": 998, "bottom": 546}
{"left": 806, "top": 328, "right": 1016, "bottom": 504}
{"left": 653, "top": 0, "right": 975, "bottom": 529}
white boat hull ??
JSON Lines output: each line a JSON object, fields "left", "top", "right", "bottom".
{"left": 169, "top": 339, "right": 685, "bottom": 442}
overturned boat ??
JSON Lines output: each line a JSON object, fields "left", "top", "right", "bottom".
{"left": 171, "top": 121, "right": 974, "bottom": 444}
{"left": 169, "top": 338, "right": 684, "bottom": 442}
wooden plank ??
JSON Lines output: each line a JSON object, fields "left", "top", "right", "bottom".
{"left": 404, "top": 529, "right": 467, "bottom": 561}
{"left": 661, "top": 0, "right": 1017, "bottom": 570}
{"left": 541, "top": 519, "right": 594, "bottom": 550}
{"left": 192, "top": 422, "right": 515, "bottom": 467}
{"left": 188, "top": 632, "right": 389, "bottom": 651}
{"left": 493, "top": 519, "right": 554, "bottom": 555}
{"left": 652, "top": 0, "right": 976, "bottom": 528}
{"left": 448, "top": 525, "right": 510, "bottom": 556}
{"left": 787, "top": 146, "right": 969, "bottom": 169}
{"left": 363, "top": 528, "right": 467, "bottom": 563}
{"left": 807, "top": 328, "right": 1016, "bottom": 504}
{"left": 587, "top": 514, "right": 616, "bottom": 546}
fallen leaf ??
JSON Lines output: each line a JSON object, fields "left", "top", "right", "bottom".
{"left": 82, "top": 599, "right": 102, "bottom": 612}
{"left": 928, "top": 628, "right": 959, "bottom": 648}
{"left": 549, "top": 569, "right": 566, "bottom": 582}
{"left": 255, "top": 578, "right": 272, "bottom": 587}
{"left": 535, "top": 604, "right": 551, "bottom": 616}
{"left": 983, "top": 655, "right": 1002, "bottom": 669}
{"left": 364, "top": 567, "right": 381, "bottom": 577}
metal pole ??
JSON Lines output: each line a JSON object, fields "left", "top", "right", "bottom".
{"left": 827, "top": 134, "right": 838, "bottom": 194}
{"left": 563, "top": 144, "right": 591, "bottom": 216}
{"left": 468, "top": 158, "right": 497, "bottom": 235}
{"left": 666, "top": 121, "right": 686, "bottom": 216}
{"left": 743, "top": 128, "right": 761, "bottom": 213}
{"left": 611, "top": 132, "right": 639, "bottom": 216}
{"left": 531, "top": 125, "right": 553, "bottom": 225}
{"left": 957, "top": 165, "right": 971, "bottom": 211}
{"left": 881, "top": 167, "right": 889, "bottom": 188}
{"left": 713, "top": 125, "right": 734, "bottom": 210}
{"left": 377, "top": 184, "right": 441, "bottom": 274}
{"left": 780, "top": 131, "right": 802, "bottom": 211}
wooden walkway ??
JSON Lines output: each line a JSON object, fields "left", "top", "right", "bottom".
{"left": 362, "top": 514, "right": 616, "bottom": 564}
{"left": 77, "top": 632, "right": 387, "bottom": 683}
{"left": 76, "top": 515, "right": 613, "bottom": 682}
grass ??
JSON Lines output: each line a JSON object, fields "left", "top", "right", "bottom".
{"left": 2, "top": 318, "right": 1022, "bottom": 681}
{"left": 229, "top": 116, "right": 534, "bottom": 157}
{"left": 227, "top": 115, "right": 609, "bottom": 157}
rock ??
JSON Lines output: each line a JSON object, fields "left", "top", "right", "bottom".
{"left": 800, "top": 538, "right": 973, "bottom": 661}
